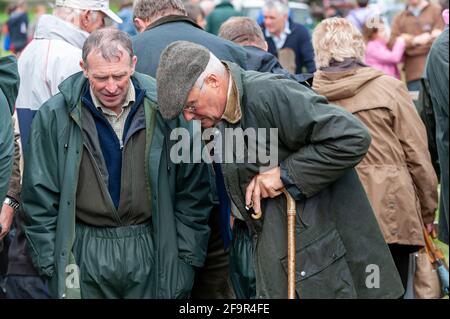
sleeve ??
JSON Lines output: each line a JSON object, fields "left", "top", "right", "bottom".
{"left": 174, "top": 122, "right": 213, "bottom": 268}
{"left": 21, "top": 107, "right": 60, "bottom": 278}
{"left": 370, "top": 40, "right": 406, "bottom": 64}
{"left": 47, "top": 50, "right": 82, "bottom": 96}
{"left": 393, "top": 81, "right": 438, "bottom": 223}
{"left": 6, "top": 115, "right": 22, "bottom": 202}
{"left": 298, "top": 27, "right": 316, "bottom": 73}
{"left": 0, "top": 96, "right": 14, "bottom": 202}
{"left": 265, "top": 79, "right": 371, "bottom": 197}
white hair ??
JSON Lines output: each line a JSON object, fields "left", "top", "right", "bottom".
{"left": 194, "top": 52, "right": 226, "bottom": 88}
{"left": 263, "top": 0, "right": 289, "bottom": 15}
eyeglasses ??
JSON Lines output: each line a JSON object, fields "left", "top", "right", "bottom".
{"left": 183, "top": 79, "right": 205, "bottom": 114}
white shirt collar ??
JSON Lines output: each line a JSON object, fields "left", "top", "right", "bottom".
{"left": 265, "top": 21, "right": 291, "bottom": 50}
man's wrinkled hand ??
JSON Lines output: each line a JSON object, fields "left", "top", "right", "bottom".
{"left": 245, "top": 167, "right": 284, "bottom": 217}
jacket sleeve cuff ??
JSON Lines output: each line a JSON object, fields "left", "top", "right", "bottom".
{"left": 280, "top": 161, "right": 305, "bottom": 201}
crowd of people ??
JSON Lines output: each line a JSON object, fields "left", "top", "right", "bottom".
{"left": 0, "top": 0, "right": 448, "bottom": 299}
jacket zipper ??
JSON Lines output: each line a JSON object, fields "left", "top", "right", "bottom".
{"left": 83, "top": 143, "right": 123, "bottom": 226}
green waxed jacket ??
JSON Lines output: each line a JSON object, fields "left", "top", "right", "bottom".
{"left": 21, "top": 71, "right": 214, "bottom": 298}
{"left": 0, "top": 55, "right": 18, "bottom": 203}
{"left": 222, "top": 62, "right": 404, "bottom": 298}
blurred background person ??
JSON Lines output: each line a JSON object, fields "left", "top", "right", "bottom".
{"left": 27, "top": 4, "right": 47, "bottom": 39}
{"left": 363, "top": 21, "right": 411, "bottom": 79}
{"left": 261, "top": 0, "right": 316, "bottom": 74}
{"left": 6, "top": 0, "right": 29, "bottom": 56}
{"left": 346, "top": 0, "right": 372, "bottom": 32}
{"left": 218, "top": 15, "right": 313, "bottom": 84}
{"left": 185, "top": 2, "right": 207, "bottom": 29}
{"left": 199, "top": 0, "right": 215, "bottom": 17}
{"left": 2, "top": 4, "right": 17, "bottom": 55}
{"left": 312, "top": 18, "right": 438, "bottom": 295}
{"left": 425, "top": 21, "right": 449, "bottom": 245}
{"left": 324, "top": 4, "right": 343, "bottom": 18}
{"left": 389, "top": 0, "right": 445, "bottom": 92}
{"left": 115, "top": 0, "right": 137, "bottom": 36}
{"left": 206, "top": 0, "right": 241, "bottom": 35}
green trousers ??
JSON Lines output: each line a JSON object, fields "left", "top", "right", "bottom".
{"left": 73, "top": 222, "right": 155, "bottom": 299}
{"left": 229, "top": 219, "right": 256, "bottom": 299}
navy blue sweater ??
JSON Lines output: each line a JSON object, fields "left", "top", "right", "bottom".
{"left": 81, "top": 83, "right": 146, "bottom": 209}
{"left": 262, "top": 21, "right": 316, "bottom": 74}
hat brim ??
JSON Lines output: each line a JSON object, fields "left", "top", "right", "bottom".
{"left": 101, "top": 8, "right": 123, "bottom": 24}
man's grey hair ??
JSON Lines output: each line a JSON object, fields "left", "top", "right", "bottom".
{"left": 82, "top": 28, "right": 134, "bottom": 68}
{"left": 54, "top": 6, "right": 100, "bottom": 25}
{"left": 219, "top": 16, "right": 266, "bottom": 50}
{"left": 194, "top": 52, "right": 225, "bottom": 89}
{"left": 263, "top": 0, "right": 289, "bottom": 15}
{"left": 133, "top": 0, "right": 187, "bottom": 20}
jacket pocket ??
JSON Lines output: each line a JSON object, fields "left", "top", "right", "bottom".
{"left": 280, "top": 227, "right": 357, "bottom": 299}
{"left": 174, "top": 259, "right": 195, "bottom": 299}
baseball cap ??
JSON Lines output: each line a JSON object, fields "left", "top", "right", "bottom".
{"left": 55, "top": 0, "right": 123, "bottom": 24}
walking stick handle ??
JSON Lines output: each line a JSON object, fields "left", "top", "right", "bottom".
{"left": 281, "top": 188, "right": 297, "bottom": 299}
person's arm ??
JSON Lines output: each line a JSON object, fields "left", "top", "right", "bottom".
{"left": 370, "top": 38, "right": 406, "bottom": 64}
{"left": 393, "top": 81, "right": 438, "bottom": 224}
{"left": 274, "top": 82, "right": 370, "bottom": 197}
{"left": 246, "top": 78, "right": 371, "bottom": 212}
{"left": 0, "top": 55, "right": 18, "bottom": 202}
{"left": 403, "top": 5, "right": 445, "bottom": 58}
{"left": 21, "top": 105, "right": 60, "bottom": 279}
{"left": 0, "top": 116, "right": 21, "bottom": 240}
{"left": 0, "top": 102, "right": 13, "bottom": 208}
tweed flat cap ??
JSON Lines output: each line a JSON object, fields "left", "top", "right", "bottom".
{"left": 156, "top": 41, "right": 211, "bottom": 120}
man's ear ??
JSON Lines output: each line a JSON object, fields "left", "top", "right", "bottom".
{"left": 79, "top": 10, "right": 90, "bottom": 28}
{"left": 134, "top": 17, "right": 149, "bottom": 33}
{"left": 80, "top": 60, "right": 89, "bottom": 78}
{"left": 262, "top": 40, "right": 269, "bottom": 52}
{"left": 131, "top": 55, "right": 137, "bottom": 73}
{"left": 205, "top": 73, "right": 220, "bottom": 88}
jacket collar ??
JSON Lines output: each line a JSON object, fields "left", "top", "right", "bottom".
{"left": 222, "top": 61, "right": 245, "bottom": 109}
{"left": 145, "top": 15, "right": 201, "bottom": 32}
{"left": 34, "top": 14, "right": 89, "bottom": 49}
{"left": 221, "top": 66, "right": 241, "bottom": 124}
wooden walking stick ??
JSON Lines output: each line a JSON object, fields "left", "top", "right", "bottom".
{"left": 250, "top": 188, "right": 297, "bottom": 299}
{"left": 282, "top": 188, "right": 297, "bottom": 299}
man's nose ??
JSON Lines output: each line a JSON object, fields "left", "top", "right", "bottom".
{"left": 105, "top": 79, "right": 118, "bottom": 93}
{"left": 183, "top": 110, "right": 195, "bottom": 121}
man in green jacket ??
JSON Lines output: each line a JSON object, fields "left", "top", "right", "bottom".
{"left": 21, "top": 29, "right": 213, "bottom": 299}
{"left": 206, "top": 0, "right": 242, "bottom": 35}
{"left": 425, "top": 26, "right": 449, "bottom": 245}
{"left": 0, "top": 56, "right": 18, "bottom": 210}
{"left": 156, "top": 41, "right": 404, "bottom": 298}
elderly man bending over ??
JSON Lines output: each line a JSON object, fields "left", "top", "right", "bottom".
{"left": 155, "top": 41, "right": 405, "bottom": 299}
